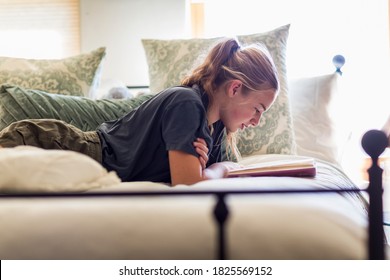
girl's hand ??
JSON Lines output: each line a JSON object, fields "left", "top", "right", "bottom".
{"left": 193, "top": 138, "right": 209, "bottom": 169}
{"left": 203, "top": 161, "right": 242, "bottom": 179}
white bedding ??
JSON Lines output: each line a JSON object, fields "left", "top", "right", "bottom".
{"left": 0, "top": 157, "right": 378, "bottom": 260}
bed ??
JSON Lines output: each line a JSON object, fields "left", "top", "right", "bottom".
{"left": 0, "top": 25, "right": 389, "bottom": 260}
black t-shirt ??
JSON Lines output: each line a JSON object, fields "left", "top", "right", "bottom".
{"left": 97, "top": 85, "right": 225, "bottom": 183}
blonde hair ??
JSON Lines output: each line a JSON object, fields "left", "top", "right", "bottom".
{"left": 181, "top": 38, "right": 279, "bottom": 160}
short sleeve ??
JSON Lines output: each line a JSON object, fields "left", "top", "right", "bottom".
{"left": 162, "top": 100, "right": 212, "bottom": 157}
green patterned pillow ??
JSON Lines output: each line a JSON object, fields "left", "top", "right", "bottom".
{"left": 0, "top": 84, "right": 153, "bottom": 132}
{"left": 142, "top": 37, "right": 222, "bottom": 94}
{"left": 0, "top": 47, "right": 106, "bottom": 97}
{"left": 142, "top": 25, "right": 296, "bottom": 157}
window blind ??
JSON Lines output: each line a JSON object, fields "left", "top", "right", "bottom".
{"left": 0, "top": 0, "right": 80, "bottom": 58}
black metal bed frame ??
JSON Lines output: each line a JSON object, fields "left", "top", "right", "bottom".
{"left": 0, "top": 129, "right": 388, "bottom": 260}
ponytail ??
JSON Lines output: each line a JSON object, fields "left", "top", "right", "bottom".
{"left": 181, "top": 39, "right": 241, "bottom": 98}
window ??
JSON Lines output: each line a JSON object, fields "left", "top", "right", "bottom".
{"left": 190, "top": 0, "right": 205, "bottom": 38}
{"left": 0, "top": 0, "right": 80, "bottom": 59}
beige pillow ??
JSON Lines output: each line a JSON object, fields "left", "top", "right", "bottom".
{"left": 142, "top": 24, "right": 295, "bottom": 156}
{"left": 289, "top": 73, "right": 347, "bottom": 164}
{"left": 0, "top": 47, "right": 106, "bottom": 97}
{"left": 0, "top": 146, "right": 120, "bottom": 193}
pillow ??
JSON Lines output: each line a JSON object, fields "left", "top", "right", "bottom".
{"left": 142, "top": 24, "right": 295, "bottom": 156}
{"left": 0, "top": 47, "right": 106, "bottom": 97}
{"left": 289, "top": 73, "right": 346, "bottom": 164}
{"left": 235, "top": 26, "right": 294, "bottom": 156}
{"left": 142, "top": 37, "right": 222, "bottom": 94}
{"left": 0, "top": 84, "right": 153, "bottom": 132}
{"left": 0, "top": 146, "right": 120, "bottom": 193}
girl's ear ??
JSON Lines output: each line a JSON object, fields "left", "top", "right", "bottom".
{"left": 227, "top": 80, "right": 242, "bottom": 97}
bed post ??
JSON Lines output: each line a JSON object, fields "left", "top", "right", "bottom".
{"left": 361, "top": 129, "right": 388, "bottom": 260}
{"left": 213, "top": 193, "right": 229, "bottom": 260}
{"left": 332, "top": 54, "right": 345, "bottom": 75}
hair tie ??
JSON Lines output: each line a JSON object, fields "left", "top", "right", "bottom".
{"left": 232, "top": 43, "right": 241, "bottom": 54}
{"left": 224, "top": 43, "right": 240, "bottom": 65}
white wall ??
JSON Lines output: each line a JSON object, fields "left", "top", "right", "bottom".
{"left": 80, "top": 0, "right": 189, "bottom": 86}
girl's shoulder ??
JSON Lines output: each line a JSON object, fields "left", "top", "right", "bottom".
{"left": 157, "top": 85, "right": 204, "bottom": 105}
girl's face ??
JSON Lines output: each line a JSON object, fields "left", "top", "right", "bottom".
{"left": 220, "top": 83, "right": 276, "bottom": 133}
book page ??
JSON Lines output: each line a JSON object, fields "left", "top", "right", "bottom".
{"left": 228, "top": 155, "right": 316, "bottom": 177}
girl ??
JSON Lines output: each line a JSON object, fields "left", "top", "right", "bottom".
{"left": 0, "top": 38, "right": 279, "bottom": 186}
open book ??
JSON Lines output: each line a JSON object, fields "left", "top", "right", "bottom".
{"left": 227, "top": 156, "right": 316, "bottom": 178}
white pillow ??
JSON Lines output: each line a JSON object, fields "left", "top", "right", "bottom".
{"left": 289, "top": 73, "right": 347, "bottom": 165}
{"left": 0, "top": 146, "right": 121, "bottom": 193}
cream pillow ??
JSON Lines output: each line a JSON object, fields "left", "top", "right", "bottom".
{"left": 142, "top": 24, "right": 295, "bottom": 157}
{"left": 289, "top": 73, "right": 346, "bottom": 164}
{"left": 0, "top": 47, "right": 106, "bottom": 97}
{"left": 0, "top": 146, "right": 120, "bottom": 193}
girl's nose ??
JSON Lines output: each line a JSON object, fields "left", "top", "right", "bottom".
{"left": 250, "top": 113, "right": 261, "bottom": 127}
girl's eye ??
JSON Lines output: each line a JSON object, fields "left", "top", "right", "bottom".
{"left": 255, "top": 107, "right": 260, "bottom": 114}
